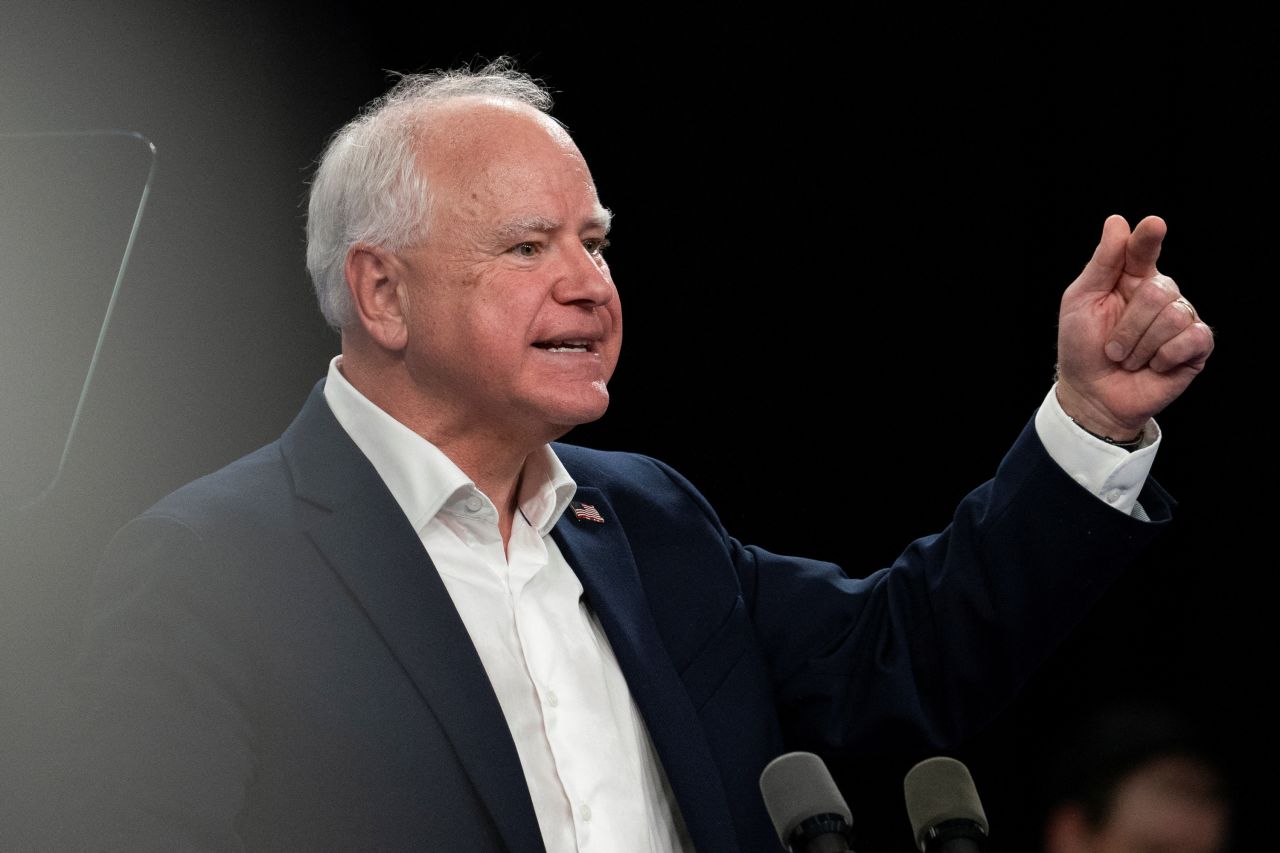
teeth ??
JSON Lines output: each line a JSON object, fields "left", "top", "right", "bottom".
{"left": 539, "top": 339, "right": 590, "bottom": 352}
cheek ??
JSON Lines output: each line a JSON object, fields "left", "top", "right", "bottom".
{"left": 604, "top": 302, "right": 623, "bottom": 368}
{"left": 470, "top": 298, "right": 529, "bottom": 350}
{"left": 607, "top": 294, "right": 623, "bottom": 339}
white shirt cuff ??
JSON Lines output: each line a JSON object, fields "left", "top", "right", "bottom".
{"left": 1033, "top": 384, "right": 1160, "bottom": 518}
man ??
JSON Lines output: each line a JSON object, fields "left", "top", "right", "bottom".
{"left": 69, "top": 62, "right": 1212, "bottom": 851}
{"left": 1042, "top": 705, "right": 1229, "bottom": 853}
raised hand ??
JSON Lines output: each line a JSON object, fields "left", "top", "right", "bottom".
{"left": 1055, "top": 215, "right": 1213, "bottom": 440}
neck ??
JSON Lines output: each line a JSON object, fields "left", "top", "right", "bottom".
{"left": 430, "top": 434, "right": 528, "bottom": 545}
{"left": 339, "top": 343, "right": 549, "bottom": 545}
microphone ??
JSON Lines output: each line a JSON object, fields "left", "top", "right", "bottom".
{"left": 759, "top": 752, "right": 854, "bottom": 853}
{"left": 902, "top": 757, "right": 989, "bottom": 853}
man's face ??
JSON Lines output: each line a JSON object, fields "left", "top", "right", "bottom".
{"left": 390, "top": 101, "right": 621, "bottom": 444}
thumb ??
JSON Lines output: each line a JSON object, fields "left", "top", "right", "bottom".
{"left": 1123, "top": 215, "right": 1167, "bottom": 278}
{"left": 1068, "top": 214, "right": 1131, "bottom": 296}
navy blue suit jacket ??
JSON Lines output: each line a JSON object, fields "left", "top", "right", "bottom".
{"left": 70, "top": 382, "right": 1172, "bottom": 851}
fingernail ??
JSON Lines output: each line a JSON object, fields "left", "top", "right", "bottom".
{"left": 1105, "top": 341, "right": 1126, "bottom": 361}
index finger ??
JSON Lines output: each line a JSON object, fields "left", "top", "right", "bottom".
{"left": 1124, "top": 215, "right": 1167, "bottom": 278}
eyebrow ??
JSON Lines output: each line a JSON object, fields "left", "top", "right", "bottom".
{"left": 491, "top": 206, "right": 613, "bottom": 242}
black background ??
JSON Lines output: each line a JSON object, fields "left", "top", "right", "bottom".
{"left": 2, "top": 5, "right": 1270, "bottom": 849}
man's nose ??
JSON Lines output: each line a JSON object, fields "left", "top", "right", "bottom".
{"left": 554, "top": 242, "right": 615, "bottom": 307}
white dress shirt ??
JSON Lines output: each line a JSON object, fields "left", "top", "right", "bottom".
{"left": 324, "top": 357, "right": 692, "bottom": 853}
{"left": 1033, "top": 385, "right": 1159, "bottom": 520}
{"left": 324, "top": 356, "right": 1158, "bottom": 852}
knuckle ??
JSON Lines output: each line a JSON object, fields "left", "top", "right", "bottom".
{"left": 1160, "top": 300, "right": 1195, "bottom": 332}
{"left": 1191, "top": 322, "right": 1216, "bottom": 352}
{"left": 1154, "top": 322, "right": 1214, "bottom": 370}
{"left": 1135, "top": 276, "right": 1177, "bottom": 308}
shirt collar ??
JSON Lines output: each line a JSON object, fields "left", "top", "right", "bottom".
{"left": 322, "top": 355, "right": 576, "bottom": 535}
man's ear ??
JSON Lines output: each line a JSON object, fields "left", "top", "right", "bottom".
{"left": 345, "top": 243, "right": 409, "bottom": 351}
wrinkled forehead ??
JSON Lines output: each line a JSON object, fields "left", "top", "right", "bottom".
{"left": 414, "top": 97, "right": 603, "bottom": 219}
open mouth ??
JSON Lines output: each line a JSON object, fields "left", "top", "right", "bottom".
{"left": 533, "top": 339, "right": 592, "bottom": 353}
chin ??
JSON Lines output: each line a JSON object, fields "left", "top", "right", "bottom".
{"left": 543, "top": 390, "right": 611, "bottom": 433}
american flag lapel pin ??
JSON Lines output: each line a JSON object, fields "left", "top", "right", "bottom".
{"left": 570, "top": 501, "right": 605, "bottom": 524}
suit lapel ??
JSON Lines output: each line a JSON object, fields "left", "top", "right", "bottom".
{"left": 553, "top": 487, "right": 740, "bottom": 853}
{"left": 282, "top": 384, "right": 544, "bottom": 853}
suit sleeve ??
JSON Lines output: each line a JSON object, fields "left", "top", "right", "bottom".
{"left": 65, "top": 514, "right": 255, "bottom": 852}
{"left": 649, "top": 415, "right": 1173, "bottom": 757}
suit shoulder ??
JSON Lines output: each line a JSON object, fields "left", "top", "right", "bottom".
{"left": 139, "top": 440, "right": 292, "bottom": 537}
{"left": 550, "top": 442, "right": 678, "bottom": 490}
{"left": 551, "top": 442, "right": 725, "bottom": 530}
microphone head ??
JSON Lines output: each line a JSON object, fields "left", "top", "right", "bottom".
{"left": 759, "top": 752, "right": 853, "bottom": 848}
{"left": 903, "top": 756, "right": 988, "bottom": 852}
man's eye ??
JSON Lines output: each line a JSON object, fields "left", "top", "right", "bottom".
{"left": 584, "top": 238, "right": 611, "bottom": 256}
{"left": 512, "top": 242, "right": 539, "bottom": 257}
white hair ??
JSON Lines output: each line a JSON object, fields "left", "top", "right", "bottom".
{"left": 305, "top": 59, "right": 554, "bottom": 329}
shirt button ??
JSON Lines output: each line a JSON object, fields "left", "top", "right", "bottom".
{"left": 546, "top": 690, "right": 559, "bottom": 708}
{"left": 1105, "top": 489, "right": 1122, "bottom": 503}
{"left": 464, "top": 496, "right": 483, "bottom": 512}
{"left": 580, "top": 803, "right": 592, "bottom": 822}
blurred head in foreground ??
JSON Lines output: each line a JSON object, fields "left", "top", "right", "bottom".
{"left": 1042, "top": 703, "right": 1229, "bottom": 853}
